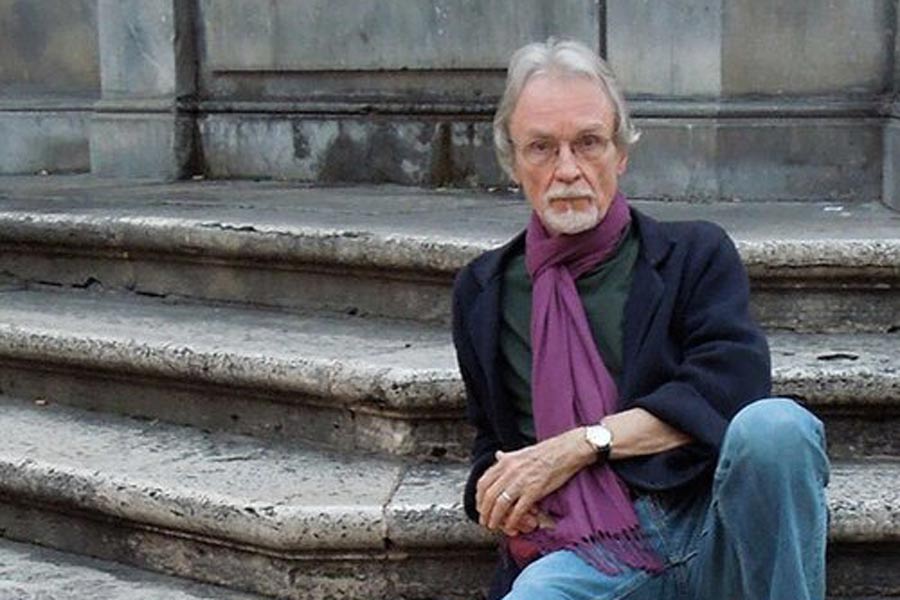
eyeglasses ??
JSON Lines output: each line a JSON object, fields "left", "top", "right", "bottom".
{"left": 512, "top": 133, "right": 614, "bottom": 167}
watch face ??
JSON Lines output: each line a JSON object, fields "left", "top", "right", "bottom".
{"left": 587, "top": 425, "right": 612, "bottom": 449}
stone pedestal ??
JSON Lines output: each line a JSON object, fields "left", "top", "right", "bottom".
{"left": 887, "top": 7, "right": 900, "bottom": 211}
{"left": 90, "top": 0, "right": 197, "bottom": 180}
{"left": 886, "top": 109, "right": 900, "bottom": 211}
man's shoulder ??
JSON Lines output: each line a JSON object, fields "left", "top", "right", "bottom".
{"left": 632, "top": 209, "right": 732, "bottom": 258}
{"left": 454, "top": 232, "right": 525, "bottom": 293}
{"left": 634, "top": 208, "right": 727, "bottom": 239}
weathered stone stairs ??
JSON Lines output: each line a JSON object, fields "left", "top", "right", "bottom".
{"left": 0, "top": 176, "right": 897, "bottom": 599}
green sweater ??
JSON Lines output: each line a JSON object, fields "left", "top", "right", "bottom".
{"left": 498, "top": 226, "right": 639, "bottom": 441}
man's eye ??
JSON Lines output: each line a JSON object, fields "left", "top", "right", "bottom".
{"left": 576, "top": 135, "right": 604, "bottom": 151}
{"left": 528, "top": 140, "right": 553, "bottom": 154}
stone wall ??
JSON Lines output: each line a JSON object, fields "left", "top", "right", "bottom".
{"left": 193, "top": 0, "right": 597, "bottom": 186}
{"left": 0, "top": 0, "right": 98, "bottom": 174}
{"left": 1, "top": 0, "right": 898, "bottom": 207}
{"left": 885, "top": 3, "right": 900, "bottom": 210}
{"left": 611, "top": 0, "right": 893, "bottom": 201}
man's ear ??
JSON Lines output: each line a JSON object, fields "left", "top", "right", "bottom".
{"left": 508, "top": 164, "right": 521, "bottom": 185}
{"left": 616, "top": 151, "right": 629, "bottom": 176}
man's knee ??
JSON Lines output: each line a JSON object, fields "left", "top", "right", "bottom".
{"left": 720, "top": 398, "right": 828, "bottom": 480}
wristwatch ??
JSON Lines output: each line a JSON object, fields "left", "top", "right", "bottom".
{"left": 584, "top": 422, "right": 613, "bottom": 462}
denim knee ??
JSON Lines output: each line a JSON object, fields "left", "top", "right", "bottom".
{"left": 719, "top": 398, "right": 828, "bottom": 485}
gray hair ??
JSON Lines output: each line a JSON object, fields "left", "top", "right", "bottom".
{"left": 493, "top": 39, "right": 640, "bottom": 180}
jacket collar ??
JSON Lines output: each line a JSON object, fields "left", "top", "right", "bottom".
{"left": 630, "top": 207, "right": 674, "bottom": 267}
{"left": 468, "top": 230, "right": 525, "bottom": 289}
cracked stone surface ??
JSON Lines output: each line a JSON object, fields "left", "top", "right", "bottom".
{"left": 0, "top": 288, "right": 894, "bottom": 415}
{"left": 387, "top": 462, "right": 492, "bottom": 548}
{"left": 0, "top": 398, "right": 402, "bottom": 551}
{"left": 769, "top": 332, "right": 900, "bottom": 405}
{"left": 0, "top": 398, "right": 896, "bottom": 554}
{"left": 828, "top": 460, "right": 900, "bottom": 542}
{"left": 0, "top": 288, "right": 460, "bottom": 412}
{"left": 0, "top": 538, "right": 264, "bottom": 599}
{"left": 0, "top": 177, "right": 896, "bottom": 274}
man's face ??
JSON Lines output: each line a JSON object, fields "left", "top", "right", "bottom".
{"left": 508, "top": 73, "right": 628, "bottom": 235}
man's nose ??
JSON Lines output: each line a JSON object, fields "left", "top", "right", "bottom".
{"left": 554, "top": 144, "right": 581, "bottom": 181}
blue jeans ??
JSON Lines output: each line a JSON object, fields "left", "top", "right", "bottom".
{"left": 503, "top": 399, "right": 830, "bottom": 600}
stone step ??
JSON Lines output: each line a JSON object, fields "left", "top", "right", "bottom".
{"left": 0, "top": 538, "right": 265, "bottom": 600}
{"left": 0, "top": 398, "right": 896, "bottom": 600}
{"left": 0, "top": 176, "right": 897, "bottom": 332}
{"left": 0, "top": 288, "right": 895, "bottom": 460}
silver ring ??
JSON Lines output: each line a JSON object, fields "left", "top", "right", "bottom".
{"left": 500, "top": 490, "right": 514, "bottom": 503}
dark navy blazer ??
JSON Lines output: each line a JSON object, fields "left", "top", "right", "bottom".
{"left": 452, "top": 207, "right": 772, "bottom": 523}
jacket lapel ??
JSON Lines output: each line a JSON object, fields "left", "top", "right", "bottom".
{"left": 465, "top": 233, "right": 525, "bottom": 431}
{"left": 623, "top": 210, "right": 673, "bottom": 391}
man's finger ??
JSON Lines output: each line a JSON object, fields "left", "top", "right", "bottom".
{"left": 487, "top": 491, "right": 515, "bottom": 530}
{"left": 475, "top": 456, "right": 507, "bottom": 508}
{"left": 484, "top": 475, "right": 518, "bottom": 530}
{"left": 476, "top": 456, "right": 517, "bottom": 520}
{"left": 504, "top": 493, "right": 536, "bottom": 531}
{"left": 506, "top": 511, "right": 539, "bottom": 535}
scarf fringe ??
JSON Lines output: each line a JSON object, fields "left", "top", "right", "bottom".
{"left": 506, "top": 525, "right": 664, "bottom": 575}
{"left": 569, "top": 526, "right": 665, "bottom": 575}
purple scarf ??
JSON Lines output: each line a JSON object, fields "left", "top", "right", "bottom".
{"left": 510, "top": 192, "right": 663, "bottom": 574}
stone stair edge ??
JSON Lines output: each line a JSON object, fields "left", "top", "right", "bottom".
{"left": 0, "top": 288, "right": 460, "bottom": 413}
{"left": 0, "top": 433, "right": 895, "bottom": 555}
{"left": 0, "top": 537, "right": 267, "bottom": 600}
{"left": 0, "top": 183, "right": 897, "bottom": 276}
{"left": 0, "top": 288, "right": 895, "bottom": 412}
{"left": 0, "top": 396, "right": 488, "bottom": 554}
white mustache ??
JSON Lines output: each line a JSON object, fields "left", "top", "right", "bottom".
{"left": 544, "top": 187, "right": 597, "bottom": 203}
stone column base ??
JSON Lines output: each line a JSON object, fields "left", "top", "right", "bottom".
{"left": 90, "top": 111, "right": 195, "bottom": 180}
{"left": 885, "top": 117, "right": 899, "bottom": 212}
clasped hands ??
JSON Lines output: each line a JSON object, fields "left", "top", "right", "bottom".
{"left": 475, "top": 426, "right": 597, "bottom": 536}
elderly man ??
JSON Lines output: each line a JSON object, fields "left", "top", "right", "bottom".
{"left": 452, "top": 39, "right": 829, "bottom": 600}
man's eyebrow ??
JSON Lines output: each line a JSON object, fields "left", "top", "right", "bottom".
{"left": 517, "top": 123, "right": 612, "bottom": 139}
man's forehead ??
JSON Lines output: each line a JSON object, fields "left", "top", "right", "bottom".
{"left": 510, "top": 74, "right": 616, "bottom": 134}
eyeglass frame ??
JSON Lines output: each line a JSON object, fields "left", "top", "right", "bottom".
{"left": 509, "top": 128, "right": 620, "bottom": 168}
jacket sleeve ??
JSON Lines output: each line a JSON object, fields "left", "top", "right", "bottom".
{"left": 452, "top": 268, "right": 500, "bottom": 523}
{"left": 623, "top": 225, "right": 771, "bottom": 488}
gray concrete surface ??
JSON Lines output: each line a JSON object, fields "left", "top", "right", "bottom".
{"left": 0, "top": 112, "right": 91, "bottom": 175}
{"left": 0, "top": 287, "right": 893, "bottom": 458}
{"left": 0, "top": 397, "right": 488, "bottom": 552}
{"left": 2, "top": 0, "right": 897, "bottom": 197}
{"left": 0, "top": 178, "right": 894, "bottom": 271}
{"left": 625, "top": 117, "right": 886, "bottom": 202}
{"left": 719, "top": 0, "right": 892, "bottom": 95}
{"left": 607, "top": 0, "right": 892, "bottom": 96}
{"left": 895, "top": 5, "right": 900, "bottom": 88}
{"left": 0, "top": 398, "right": 895, "bottom": 598}
{"left": 0, "top": 289, "right": 460, "bottom": 413}
{"left": 0, "top": 178, "right": 896, "bottom": 330}
{"left": 0, "top": 538, "right": 263, "bottom": 600}
{"left": 886, "top": 117, "right": 900, "bottom": 211}
{"left": 829, "top": 460, "right": 900, "bottom": 543}
{"left": 607, "top": 0, "right": 724, "bottom": 96}
{"left": 202, "top": 0, "right": 598, "bottom": 72}
{"left": 199, "top": 115, "right": 504, "bottom": 186}
{"left": 90, "top": 112, "right": 196, "bottom": 180}
{"left": 96, "top": 0, "right": 191, "bottom": 99}
{"left": 0, "top": 0, "right": 99, "bottom": 96}
{"left": 197, "top": 114, "right": 887, "bottom": 200}
{"left": 90, "top": 0, "right": 197, "bottom": 180}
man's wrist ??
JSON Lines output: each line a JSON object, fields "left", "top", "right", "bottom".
{"left": 584, "top": 422, "right": 614, "bottom": 462}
